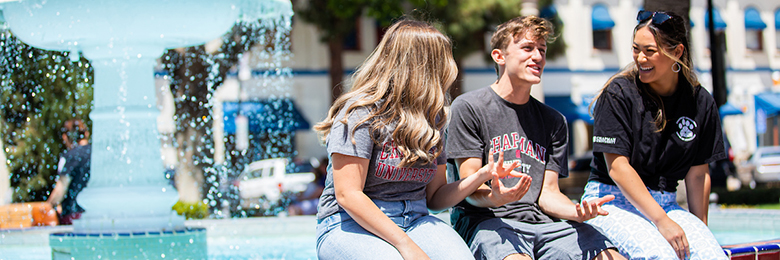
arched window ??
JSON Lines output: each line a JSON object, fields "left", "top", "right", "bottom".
{"left": 744, "top": 7, "right": 766, "bottom": 51}
{"left": 704, "top": 7, "right": 727, "bottom": 30}
{"left": 775, "top": 8, "right": 780, "bottom": 50}
{"left": 704, "top": 7, "right": 728, "bottom": 51}
{"left": 591, "top": 4, "right": 615, "bottom": 50}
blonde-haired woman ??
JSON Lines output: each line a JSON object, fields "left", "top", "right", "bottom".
{"left": 314, "top": 19, "right": 529, "bottom": 260}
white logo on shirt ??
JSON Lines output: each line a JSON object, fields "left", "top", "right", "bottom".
{"left": 676, "top": 116, "right": 697, "bottom": 142}
{"left": 593, "top": 136, "right": 616, "bottom": 144}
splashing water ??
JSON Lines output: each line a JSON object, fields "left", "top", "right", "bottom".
{"left": 1, "top": 0, "right": 302, "bottom": 257}
{"left": 0, "top": 0, "right": 298, "bottom": 222}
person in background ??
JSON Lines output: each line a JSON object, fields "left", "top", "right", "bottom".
{"left": 288, "top": 157, "right": 327, "bottom": 216}
{"left": 314, "top": 19, "right": 526, "bottom": 260}
{"left": 446, "top": 16, "right": 624, "bottom": 260}
{"left": 47, "top": 119, "right": 91, "bottom": 225}
{"left": 583, "top": 10, "right": 728, "bottom": 259}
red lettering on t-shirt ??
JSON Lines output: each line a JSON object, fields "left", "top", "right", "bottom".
{"left": 525, "top": 140, "right": 535, "bottom": 158}
{"left": 536, "top": 144, "right": 546, "bottom": 164}
{"left": 511, "top": 132, "right": 521, "bottom": 149}
{"left": 502, "top": 134, "right": 512, "bottom": 151}
{"left": 491, "top": 136, "right": 501, "bottom": 153}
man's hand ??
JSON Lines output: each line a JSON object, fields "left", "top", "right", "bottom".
{"left": 573, "top": 195, "right": 614, "bottom": 222}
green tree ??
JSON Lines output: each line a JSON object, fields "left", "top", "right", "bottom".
{"left": 160, "top": 22, "right": 275, "bottom": 206}
{"left": 0, "top": 31, "right": 94, "bottom": 203}
{"left": 295, "top": 0, "right": 404, "bottom": 103}
{"left": 406, "top": 0, "right": 565, "bottom": 97}
{"left": 407, "top": 0, "right": 522, "bottom": 96}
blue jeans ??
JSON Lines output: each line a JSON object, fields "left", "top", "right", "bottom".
{"left": 316, "top": 199, "right": 474, "bottom": 260}
{"left": 582, "top": 181, "right": 728, "bottom": 260}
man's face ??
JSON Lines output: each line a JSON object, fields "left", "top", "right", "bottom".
{"left": 61, "top": 133, "right": 72, "bottom": 150}
{"left": 497, "top": 32, "right": 546, "bottom": 85}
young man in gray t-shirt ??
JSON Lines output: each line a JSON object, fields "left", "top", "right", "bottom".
{"left": 446, "top": 16, "right": 625, "bottom": 260}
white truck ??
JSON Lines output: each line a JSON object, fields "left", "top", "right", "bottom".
{"left": 234, "top": 158, "right": 315, "bottom": 210}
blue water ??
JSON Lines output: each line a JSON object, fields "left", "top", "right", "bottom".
{"left": 2, "top": 209, "right": 779, "bottom": 259}
{"left": 708, "top": 208, "right": 780, "bottom": 246}
{"left": 210, "top": 235, "right": 316, "bottom": 260}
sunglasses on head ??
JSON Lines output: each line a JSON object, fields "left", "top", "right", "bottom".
{"left": 637, "top": 10, "right": 672, "bottom": 25}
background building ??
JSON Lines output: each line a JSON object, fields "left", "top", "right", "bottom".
{"left": 146, "top": 0, "right": 780, "bottom": 200}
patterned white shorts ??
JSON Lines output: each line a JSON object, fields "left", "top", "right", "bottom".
{"left": 581, "top": 181, "right": 728, "bottom": 260}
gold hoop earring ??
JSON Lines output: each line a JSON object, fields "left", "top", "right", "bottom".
{"left": 671, "top": 62, "right": 681, "bottom": 73}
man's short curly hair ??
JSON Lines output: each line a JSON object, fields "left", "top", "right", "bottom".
{"left": 490, "top": 15, "right": 555, "bottom": 51}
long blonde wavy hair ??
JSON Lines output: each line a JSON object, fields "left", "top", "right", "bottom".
{"left": 314, "top": 19, "right": 458, "bottom": 167}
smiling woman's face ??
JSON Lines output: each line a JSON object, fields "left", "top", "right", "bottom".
{"left": 632, "top": 26, "right": 678, "bottom": 87}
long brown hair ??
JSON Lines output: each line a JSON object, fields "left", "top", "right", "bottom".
{"left": 314, "top": 19, "right": 458, "bottom": 167}
{"left": 591, "top": 11, "right": 697, "bottom": 131}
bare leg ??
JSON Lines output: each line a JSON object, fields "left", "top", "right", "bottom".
{"left": 504, "top": 253, "right": 532, "bottom": 260}
{"left": 593, "top": 249, "right": 626, "bottom": 260}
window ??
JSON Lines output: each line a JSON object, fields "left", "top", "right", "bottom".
{"left": 375, "top": 21, "right": 389, "bottom": 48}
{"left": 746, "top": 30, "right": 763, "bottom": 51}
{"left": 591, "top": 4, "right": 615, "bottom": 51}
{"left": 744, "top": 8, "right": 766, "bottom": 51}
{"left": 593, "top": 30, "right": 613, "bottom": 50}
{"left": 775, "top": 9, "right": 780, "bottom": 50}
{"left": 704, "top": 8, "right": 727, "bottom": 51}
{"left": 343, "top": 18, "right": 361, "bottom": 51}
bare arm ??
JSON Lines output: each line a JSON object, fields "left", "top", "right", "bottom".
{"left": 604, "top": 152, "right": 689, "bottom": 260}
{"left": 331, "top": 153, "right": 428, "bottom": 260}
{"left": 684, "top": 164, "right": 711, "bottom": 225}
{"left": 455, "top": 153, "right": 532, "bottom": 208}
{"left": 427, "top": 151, "right": 526, "bottom": 211}
{"left": 426, "top": 164, "right": 485, "bottom": 212}
{"left": 46, "top": 175, "right": 71, "bottom": 209}
{"left": 538, "top": 170, "right": 613, "bottom": 222}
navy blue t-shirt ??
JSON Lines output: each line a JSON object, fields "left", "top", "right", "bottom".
{"left": 60, "top": 144, "right": 91, "bottom": 216}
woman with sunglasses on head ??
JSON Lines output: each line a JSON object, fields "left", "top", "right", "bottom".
{"left": 582, "top": 11, "right": 728, "bottom": 260}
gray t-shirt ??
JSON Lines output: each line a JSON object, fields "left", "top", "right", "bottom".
{"left": 446, "top": 86, "right": 569, "bottom": 239}
{"left": 317, "top": 98, "right": 447, "bottom": 220}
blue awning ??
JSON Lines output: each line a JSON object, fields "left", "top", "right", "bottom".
{"left": 592, "top": 5, "right": 615, "bottom": 31}
{"left": 540, "top": 5, "right": 558, "bottom": 20}
{"left": 719, "top": 102, "right": 743, "bottom": 117}
{"left": 755, "top": 93, "right": 780, "bottom": 117}
{"left": 704, "top": 8, "right": 727, "bottom": 30}
{"left": 223, "top": 99, "right": 310, "bottom": 134}
{"left": 545, "top": 96, "right": 593, "bottom": 125}
{"left": 744, "top": 8, "right": 767, "bottom": 30}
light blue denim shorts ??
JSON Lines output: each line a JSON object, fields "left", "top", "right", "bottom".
{"left": 316, "top": 199, "right": 474, "bottom": 260}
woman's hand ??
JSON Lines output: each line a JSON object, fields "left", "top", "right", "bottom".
{"left": 478, "top": 151, "right": 532, "bottom": 206}
{"left": 573, "top": 195, "right": 614, "bottom": 222}
{"left": 656, "top": 217, "right": 690, "bottom": 260}
{"left": 473, "top": 150, "right": 527, "bottom": 179}
{"left": 396, "top": 236, "right": 431, "bottom": 260}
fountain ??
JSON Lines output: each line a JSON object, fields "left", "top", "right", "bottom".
{"left": 1, "top": 0, "right": 293, "bottom": 258}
